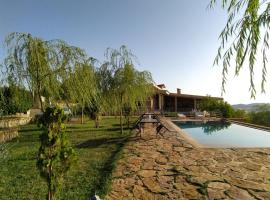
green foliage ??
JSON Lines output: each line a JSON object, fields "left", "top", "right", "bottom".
{"left": 102, "top": 46, "right": 154, "bottom": 133}
{"left": 232, "top": 105, "right": 270, "bottom": 127}
{"left": 247, "top": 111, "right": 270, "bottom": 127}
{"left": 198, "top": 97, "right": 234, "bottom": 118}
{"left": 210, "top": 0, "right": 270, "bottom": 98}
{"left": 4, "top": 32, "right": 86, "bottom": 111}
{"left": 164, "top": 112, "right": 178, "bottom": 117}
{"left": 63, "top": 61, "right": 95, "bottom": 106}
{"left": 62, "top": 60, "right": 96, "bottom": 124}
{"left": 0, "top": 86, "right": 32, "bottom": 115}
{"left": 86, "top": 97, "right": 102, "bottom": 128}
{"left": 232, "top": 109, "right": 247, "bottom": 118}
{"left": 220, "top": 101, "right": 234, "bottom": 118}
{"left": 87, "top": 63, "right": 116, "bottom": 128}
{"left": 37, "top": 106, "right": 75, "bottom": 200}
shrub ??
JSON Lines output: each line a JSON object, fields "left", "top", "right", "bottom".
{"left": 0, "top": 86, "right": 32, "bottom": 115}
{"left": 164, "top": 112, "right": 178, "bottom": 117}
{"left": 37, "top": 106, "right": 76, "bottom": 200}
{"left": 198, "top": 97, "right": 234, "bottom": 118}
{"left": 248, "top": 111, "right": 270, "bottom": 127}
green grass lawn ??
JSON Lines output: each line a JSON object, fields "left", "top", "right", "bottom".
{"left": 0, "top": 117, "right": 135, "bottom": 200}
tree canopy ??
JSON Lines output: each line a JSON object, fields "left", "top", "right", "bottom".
{"left": 0, "top": 85, "right": 32, "bottom": 115}
{"left": 62, "top": 59, "right": 96, "bottom": 123}
{"left": 198, "top": 96, "right": 234, "bottom": 118}
{"left": 3, "top": 32, "right": 86, "bottom": 111}
{"left": 1, "top": 33, "right": 155, "bottom": 132}
{"left": 103, "top": 46, "right": 154, "bottom": 133}
{"left": 210, "top": 0, "right": 270, "bottom": 98}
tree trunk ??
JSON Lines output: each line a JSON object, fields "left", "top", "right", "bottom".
{"left": 32, "top": 89, "right": 35, "bottom": 107}
{"left": 48, "top": 166, "right": 53, "bottom": 200}
{"left": 81, "top": 105, "right": 84, "bottom": 124}
{"left": 48, "top": 190, "right": 52, "bottom": 200}
{"left": 36, "top": 64, "right": 44, "bottom": 112}
{"left": 119, "top": 94, "right": 124, "bottom": 134}
{"left": 37, "top": 87, "right": 44, "bottom": 112}
{"left": 95, "top": 114, "right": 100, "bottom": 128}
{"left": 120, "top": 108, "right": 123, "bottom": 134}
{"left": 127, "top": 116, "right": 130, "bottom": 128}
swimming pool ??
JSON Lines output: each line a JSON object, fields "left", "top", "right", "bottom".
{"left": 173, "top": 121, "right": 270, "bottom": 148}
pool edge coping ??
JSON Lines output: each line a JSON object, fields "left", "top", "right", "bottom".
{"left": 227, "top": 119, "right": 270, "bottom": 132}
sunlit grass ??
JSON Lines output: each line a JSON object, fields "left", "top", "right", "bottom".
{"left": 0, "top": 117, "right": 135, "bottom": 199}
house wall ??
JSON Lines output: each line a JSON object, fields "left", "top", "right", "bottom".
{"left": 150, "top": 94, "right": 204, "bottom": 113}
{"left": 149, "top": 85, "right": 222, "bottom": 113}
{"left": 177, "top": 97, "right": 195, "bottom": 112}
{"left": 164, "top": 96, "right": 175, "bottom": 112}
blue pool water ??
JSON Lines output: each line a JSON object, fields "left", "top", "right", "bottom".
{"left": 173, "top": 121, "right": 270, "bottom": 147}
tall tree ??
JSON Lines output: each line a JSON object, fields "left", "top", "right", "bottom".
{"left": 209, "top": 0, "right": 270, "bottom": 98}
{"left": 113, "top": 64, "right": 154, "bottom": 133}
{"left": 89, "top": 63, "right": 114, "bottom": 128}
{"left": 4, "top": 32, "right": 86, "bottom": 111}
{"left": 64, "top": 60, "right": 96, "bottom": 124}
{"left": 104, "top": 46, "right": 154, "bottom": 134}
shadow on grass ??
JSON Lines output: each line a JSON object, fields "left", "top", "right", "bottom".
{"left": 67, "top": 127, "right": 130, "bottom": 134}
{"left": 76, "top": 137, "right": 128, "bottom": 149}
{"left": 89, "top": 138, "right": 127, "bottom": 197}
{"left": 65, "top": 125, "right": 93, "bottom": 130}
{"left": 19, "top": 128, "right": 42, "bottom": 133}
{"left": 111, "top": 123, "right": 120, "bottom": 127}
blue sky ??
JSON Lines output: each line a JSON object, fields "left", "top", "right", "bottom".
{"left": 0, "top": 0, "right": 269, "bottom": 104}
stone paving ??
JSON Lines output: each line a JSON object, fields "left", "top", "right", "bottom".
{"left": 105, "top": 120, "right": 270, "bottom": 200}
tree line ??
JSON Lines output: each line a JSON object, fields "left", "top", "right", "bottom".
{"left": 0, "top": 32, "right": 154, "bottom": 133}
{"left": 198, "top": 97, "right": 270, "bottom": 127}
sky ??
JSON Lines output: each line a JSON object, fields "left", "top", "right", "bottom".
{"left": 0, "top": 0, "right": 269, "bottom": 104}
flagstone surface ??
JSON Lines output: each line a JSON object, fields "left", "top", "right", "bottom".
{"left": 105, "top": 120, "right": 270, "bottom": 200}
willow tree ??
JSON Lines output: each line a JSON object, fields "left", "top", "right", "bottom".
{"left": 89, "top": 63, "right": 114, "bottom": 128}
{"left": 113, "top": 64, "right": 154, "bottom": 132}
{"left": 105, "top": 46, "right": 154, "bottom": 134}
{"left": 64, "top": 60, "right": 96, "bottom": 124}
{"left": 4, "top": 32, "right": 86, "bottom": 111}
{"left": 210, "top": 0, "right": 270, "bottom": 98}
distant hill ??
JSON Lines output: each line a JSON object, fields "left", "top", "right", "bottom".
{"left": 232, "top": 103, "right": 269, "bottom": 112}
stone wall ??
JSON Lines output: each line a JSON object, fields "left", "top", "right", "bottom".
{"left": 0, "top": 115, "right": 31, "bottom": 143}
{"left": 0, "top": 128, "right": 18, "bottom": 143}
{"left": 0, "top": 117, "right": 31, "bottom": 128}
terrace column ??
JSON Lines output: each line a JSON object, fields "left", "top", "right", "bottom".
{"left": 150, "top": 98, "right": 153, "bottom": 111}
{"left": 175, "top": 97, "right": 177, "bottom": 112}
{"left": 194, "top": 99, "right": 197, "bottom": 110}
{"left": 159, "top": 94, "right": 162, "bottom": 111}
{"left": 161, "top": 95, "right": 164, "bottom": 112}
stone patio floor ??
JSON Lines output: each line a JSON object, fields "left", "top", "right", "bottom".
{"left": 105, "top": 120, "right": 270, "bottom": 200}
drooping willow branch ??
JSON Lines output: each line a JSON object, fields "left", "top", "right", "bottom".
{"left": 210, "top": 0, "right": 270, "bottom": 98}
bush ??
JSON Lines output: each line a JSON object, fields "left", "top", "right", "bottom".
{"left": 37, "top": 106, "right": 76, "bottom": 200}
{"left": 231, "top": 109, "right": 247, "bottom": 118}
{"left": 0, "top": 86, "right": 32, "bottom": 115}
{"left": 164, "top": 112, "right": 178, "bottom": 117}
{"left": 198, "top": 97, "right": 234, "bottom": 118}
{"left": 247, "top": 111, "right": 270, "bottom": 127}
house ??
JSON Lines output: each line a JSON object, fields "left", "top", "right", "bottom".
{"left": 147, "top": 84, "right": 223, "bottom": 113}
